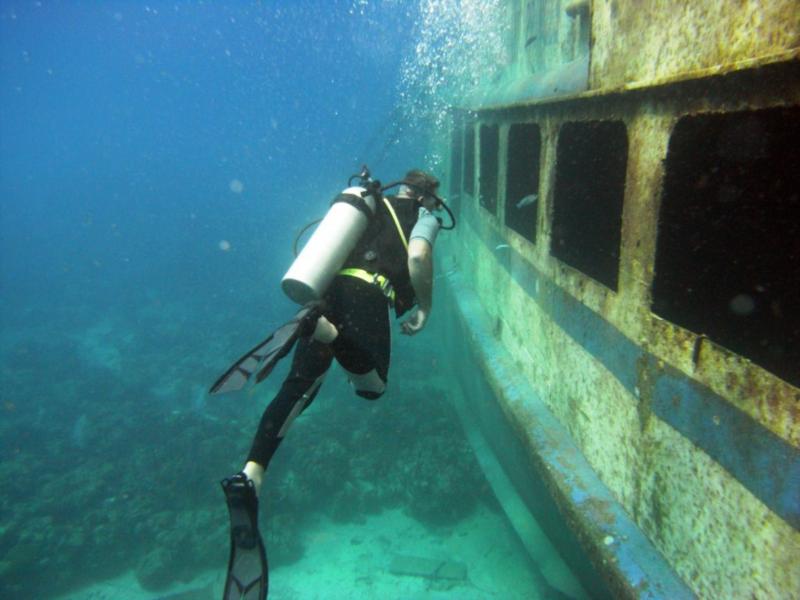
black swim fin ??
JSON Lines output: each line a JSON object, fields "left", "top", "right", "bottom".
{"left": 210, "top": 302, "right": 323, "bottom": 394}
{"left": 221, "top": 473, "right": 268, "bottom": 600}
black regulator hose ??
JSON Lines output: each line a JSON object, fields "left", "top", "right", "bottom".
{"left": 436, "top": 201, "right": 456, "bottom": 231}
{"left": 292, "top": 217, "right": 322, "bottom": 257}
{"left": 348, "top": 164, "right": 373, "bottom": 187}
{"left": 380, "top": 180, "right": 457, "bottom": 231}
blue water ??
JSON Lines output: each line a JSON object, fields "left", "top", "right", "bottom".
{"left": 0, "top": 3, "right": 556, "bottom": 599}
{"left": 1, "top": 1, "right": 423, "bottom": 317}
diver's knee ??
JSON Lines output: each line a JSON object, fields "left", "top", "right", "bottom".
{"left": 312, "top": 316, "right": 338, "bottom": 344}
{"left": 345, "top": 369, "right": 386, "bottom": 400}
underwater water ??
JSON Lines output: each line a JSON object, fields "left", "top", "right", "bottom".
{"left": 0, "top": 2, "right": 578, "bottom": 598}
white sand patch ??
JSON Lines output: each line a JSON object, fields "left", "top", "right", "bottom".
{"left": 73, "top": 318, "right": 134, "bottom": 373}
{"left": 273, "top": 505, "right": 545, "bottom": 599}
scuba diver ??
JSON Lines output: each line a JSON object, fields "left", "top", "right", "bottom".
{"left": 210, "top": 167, "right": 454, "bottom": 600}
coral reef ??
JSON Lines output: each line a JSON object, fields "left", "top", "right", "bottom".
{"left": 0, "top": 295, "right": 494, "bottom": 598}
{"left": 398, "top": 432, "right": 483, "bottom": 526}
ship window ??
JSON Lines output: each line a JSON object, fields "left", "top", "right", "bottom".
{"left": 464, "top": 125, "right": 475, "bottom": 198}
{"left": 653, "top": 107, "right": 800, "bottom": 386}
{"left": 505, "top": 123, "right": 541, "bottom": 243}
{"left": 479, "top": 124, "right": 499, "bottom": 215}
{"left": 552, "top": 120, "right": 627, "bottom": 290}
{"left": 449, "top": 125, "right": 463, "bottom": 218}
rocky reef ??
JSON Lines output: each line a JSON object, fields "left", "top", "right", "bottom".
{"left": 0, "top": 300, "right": 494, "bottom": 598}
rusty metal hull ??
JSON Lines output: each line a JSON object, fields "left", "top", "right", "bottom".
{"left": 432, "top": 2, "right": 800, "bottom": 597}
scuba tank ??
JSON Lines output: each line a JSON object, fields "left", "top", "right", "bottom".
{"left": 280, "top": 166, "right": 456, "bottom": 305}
{"left": 281, "top": 169, "right": 379, "bottom": 304}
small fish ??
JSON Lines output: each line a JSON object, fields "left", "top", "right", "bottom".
{"left": 515, "top": 194, "right": 538, "bottom": 209}
{"left": 525, "top": 35, "right": 537, "bottom": 48}
{"left": 494, "top": 244, "right": 510, "bottom": 251}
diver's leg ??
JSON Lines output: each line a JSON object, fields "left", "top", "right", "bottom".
{"left": 330, "top": 281, "right": 392, "bottom": 399}
{"left": 222, "top": 320, "right": 335, "bottom": 600}
{"left": 242, "top": 336, "right": 334, "bottom": 490}
{"left": 338, "top": 319, "right": 390, "bottom": 399}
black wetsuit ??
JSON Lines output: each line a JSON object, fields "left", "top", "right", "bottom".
{"left": 246, "top": 195, "right": 421, "bottom": 470}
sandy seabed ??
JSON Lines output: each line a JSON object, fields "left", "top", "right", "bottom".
{"left": 57, "top": 503, "right": 545, "bottom": 600}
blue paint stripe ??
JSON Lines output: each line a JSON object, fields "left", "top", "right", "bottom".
{"left": 651, "top": 362, "right": 800, "bottom": 527}
{"left": 450, "top": 273, "right": 694, "bottom": 599}
{"left": 462, "top": 208, "right": 800, "bottom": 530}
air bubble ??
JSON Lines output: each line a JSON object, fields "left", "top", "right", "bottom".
{"left": 729, "top": 294, "right": 755, "bottom": 316}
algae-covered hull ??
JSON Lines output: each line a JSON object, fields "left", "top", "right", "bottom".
{"left": 428, "top": 1, "right": 800, "bottom": 598}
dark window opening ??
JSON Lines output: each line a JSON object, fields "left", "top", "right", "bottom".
{"left": 505, "top": 123, "right": 541, "bottom": 243}
{"left": 653, "top": 108, "right": 800, "bottom": 386}
{"left": 552, "top": 120, "right": 627, "bottom": 290}
{"left": 449, "top": 124, "right": 463, "bottom": 219}
{"left": 464, "top": 125, "right": 475, "bottom": 199}
{"left": 479, "top": 124, "right": 499, "bottom": 215}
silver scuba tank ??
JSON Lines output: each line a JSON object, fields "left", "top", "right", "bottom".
{"left": 281, "top": 186, "right": 377, "bottom": 304}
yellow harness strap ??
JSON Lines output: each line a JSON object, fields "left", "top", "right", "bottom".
{"left": 338, "top": 268, "right": 396, "bottom": 304}
{"left": 337, "top": 197, "right": 409, "bottom": 305}
{"left": 381, "top": 197, "right": 409, "bottom": 253}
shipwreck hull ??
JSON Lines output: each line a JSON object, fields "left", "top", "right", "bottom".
{"left": 432, "top": 1, "right": 800, "bottom": 598}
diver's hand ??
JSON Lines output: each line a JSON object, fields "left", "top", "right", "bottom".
{"left": 401, "top": 308, "right": 429, "bottom": 336}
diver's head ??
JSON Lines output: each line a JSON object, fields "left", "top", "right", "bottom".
{"left": 398, "top": 169, "right": 441, "bottom": 210}
{"left": 378, "top": 168, "right": 455, "bottom": 230}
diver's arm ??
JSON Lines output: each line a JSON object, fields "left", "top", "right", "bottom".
{"left": 402, "top": 238, "right": 433, "bottom": 335}
{"left": 409, "top": 237, "right": 433, "bottom": 311}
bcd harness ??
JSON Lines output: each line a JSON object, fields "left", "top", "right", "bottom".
{"left": 337, "top": 196, "right": 409, "bottom": 306}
